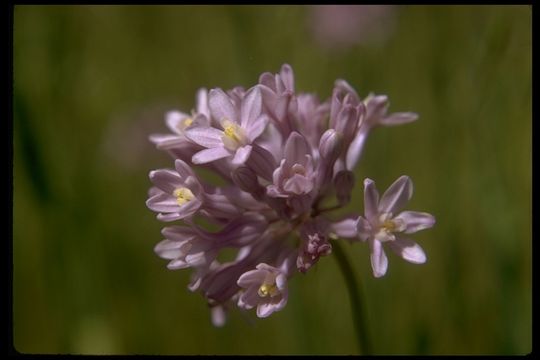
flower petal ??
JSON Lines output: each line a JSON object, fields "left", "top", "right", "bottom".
{"left": 279, "top": 63, "right": 295, "bottom": 92}
{"left": 184, "top": 126, "right": 224, "bottom": 148}
{"left": 174, "top": 159, "right": 195, "bottom": 180}
{"left": 173, "top": 198, "right": 202, "bottom": 219}
{"left": 146, "top": 193, "right": 178, "bottom": 213}
{"left": 345, "top": 130, "right": 368, "bottom": 170}
{"left": 379, "top": 112, "right": 418, "bottom": 127}
{"left": 240, "top": 86, "right": 262, "bottom": 128}
{"left": 284, "top": 131, "right": 309, "bottom": 165}
{"left": 356, "top": 216, "right": 372, "bottom": 241}
{"left": 363, "top": 178, "right": 380, "bottom": 221}
{"left": 157, "top": 212, "right": 184, "bottom": 222}
{"left": 394, "top": 211, "right": 436, "bottom": 234}
{"left": 331, "top": 216, "right": 360, "bottom": 239}
{"left": 165, "top": 111, "right": 190, "bottom": 134}
{"left": 238, "top": 287, "right": 260, "bottom": 309}
{"left": 209, "top": 88, "right": 237, "bottom": 123}
{"left": 237, "top": 269, "right": 266, "bottom": 288}
{"left": 149, "top": 170, "right": 182, "bottom": 194}
{"left": 196, "top": 88, "right": 210, "bottom": 118}
{"left": 247, "top": 114, "right": 268, "bottom": 141}
{"left": 259, "top": 72, "right": 276, "bottom": 91}
{"left": 379, "top": 175, "right": 413, "bottom": 215}
{"left": 370, "top": 239, "right": 388, "bottom": 278}
{"left": 283, "top": 173, "right": 313, "bottom": 195}
{"left": 257, "top": 302, "right": 279, "bottom": 318}
{"left": 231, "top": 145, "right": 252, "bottom": 166}
{"left": 388, "top": 236, "right": 427, "bottom": 264}
{"left": 154, "top": 239, "right": 186, "bottom": 260}
{"left": 192, "top": 147, "right": 230, "bottom": 164}
{"left": 210, "top": 305, "right": 226, "bottom": 327}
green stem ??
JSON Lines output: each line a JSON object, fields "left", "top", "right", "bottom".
{"left": 332, "top": 241, "right": 372, "bottom": 355}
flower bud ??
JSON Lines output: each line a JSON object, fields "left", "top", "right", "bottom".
{"left": 319, "top": 129, "right": 343, "bottom": 161}
{"left": 231, "top": 166, "right": 265, "bottom": 199}
{"left": 334, "top": 170, "right": 355, "bottom": 205}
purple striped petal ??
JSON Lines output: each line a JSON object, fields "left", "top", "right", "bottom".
{"left": 154, "top": 239, "right": 187, "bottom": 260}
{"left": 394, "top": 211, "right": 436, "bottom": 234}
{"left": 379, "top": 176, "right": 413, "bottom": 215}
{"left": 231, "top": 145, "right": 252, "bottom": 166}
{"left": 149, "top": 170, "right": 182, "bottom": 194}
{"left": 165, "top": 111, "right": 190, "bottom": 134}
{"left": 356, "top": 216, "right": 372, "bottom": 241}
{"left": 196, "top": 88, "right": 210, "bottom": 118}
{"left": 284, "top": 131, "right": 309, "bottom": 164}
{"left": 247, "top": 114, "right": 268, "bottom": 141}
{"left": 388, "top": 236, "right": 427, "bottom": 264}
{"left": 363, "top": 178, "right": 380, "bottom": 221}
{"left": 156, "top": 212, "right": 184, "bottom": 222}
{"left": 346, "top": 129, "right": 368, "bottom": 170}
{"left": 331, "top": 216, "right": 360, "bottom": 239}
{"left": 146, "top": 193, "right": 178, "bottom": 213}
{"left": 209, "top": 88, "right": 237, "bottom": 123}
{"left": 259, "top": 72, "right": 276, "bottom": 91}
{"left": 174, "top": 159, "right": 195, "bottom": 180}
{"left": 256, "top": 303, "right": 277, "bottom": 318}
{"left": 240, "top": 86, "right": 262, "bottom": 128}
{"left": 237, "top": 269, "right": 266, "bottom": 288}
{"left": 280, "top": 64, "right": 294, "bottom": 92}
{"left": 370, "top": 239, "right": 388, "bottom": 278}
{"left": 192, "top": 147, "right": 230, "bottom": 164}
{"left": 184, "top": 127, "right": 223, "bottom": 148}
{"left": 379, "top": 112, "right": 418, "bottom": 127}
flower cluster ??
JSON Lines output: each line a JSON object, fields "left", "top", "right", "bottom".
{"left": 147, "top": 64, "right": 435, "bottom": 325}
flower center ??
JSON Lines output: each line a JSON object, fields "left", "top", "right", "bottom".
{"left": 183, "top": 117, "right": 193, "bottom": 128}
{"left": 258, "top": 282, "right": 279, "bottom": 297}
{"left": 176, "top": 117, "right": 194, "bottom": 133}
{"left": 173, "top": 187, "right": 194, "bottom": 206}
{"left": 381, "top": 219, "right": 397, "bottom": 232}
{"left": 221, "top": 119, "right": 247, "bottom": 150}
{"left": 375, "top": 214, "right": 405, "bottom": 242}
{"left": 291, "top": 163, "right": 306, "bottom": 175}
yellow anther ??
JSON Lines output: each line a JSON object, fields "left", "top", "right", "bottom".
{"left": 221, "top": 119, "right": 247, "bottom": 150}
{"left": 173, "top": 187, "right": 194, "bottom": 206}
{"left": 382, "top": 219, "right": 397, "bottom": 232}
{"left": 183, "top": 117, "right": 193, "bottom": 127}
{"left": 223, "top": 122, "right": 241, "bottom": 141}
{"left": 258, "top": 283, "right": 279, "bottom": 297}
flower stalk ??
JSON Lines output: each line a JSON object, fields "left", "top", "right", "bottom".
{"left": 332, "top": 240, "right": 372, "bottom": 355}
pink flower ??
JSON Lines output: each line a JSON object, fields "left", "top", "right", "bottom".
{"left": 358, "top": 176, "right": 436, "bottom": 278}
{"left": 185, "top": 86, "right": 268, "bottom": 166}
{"left": 237, "top": 263, "right": 289, "bottom": 318}
{"left": 146, "top": 64, "right": 435, "bottom": 324}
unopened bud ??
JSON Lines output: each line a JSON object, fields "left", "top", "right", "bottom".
{"left": 334, "top": 170, "right": 355, "bottom": 206}
{"left": 319, "top": 129, "right": 343, "bottom": 162}
{"left": 231, "top": 166, "right": 264, "bottom": 199}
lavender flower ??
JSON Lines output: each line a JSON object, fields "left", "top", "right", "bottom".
{"left": 146, "top": 64, "right": 435, "bottom": 325}
{"left": 358, "top": 176, "right": 436, "bottom": 278}
{"left": 237, "top": 262, "right": 290, "bottom": 318}
{"left": 185, "top": 86, "right": 268, "bottom": 165}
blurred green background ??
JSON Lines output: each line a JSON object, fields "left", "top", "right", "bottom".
{"left": 13, "top": 5, "right": 531, "bottom": 355}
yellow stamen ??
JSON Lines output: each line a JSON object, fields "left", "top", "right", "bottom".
{"left": 183, "top": 117, "right": 193, "bottom": 127}
{"left": 258, "top": 283, "right": 279, "bottom": 297}
{"left": 223, "top": 121, "right": 242, "bottom": 142}
{"left": 382, "top": 219, "right": 397, "bottom": 232}
{"left": 173, "top": 187, "right": 194, "bottom": 206}
{"left": 221, "top": 119, "right": 247, "bottom": 150}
